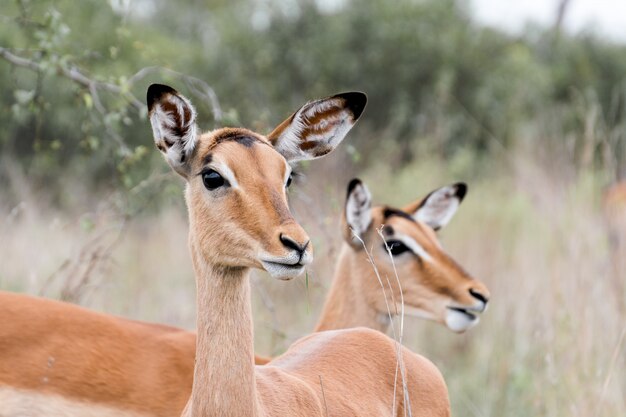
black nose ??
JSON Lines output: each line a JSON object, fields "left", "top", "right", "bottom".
{"left": 469, "top": 288, "right": 489, "bottom": 304}
{"left": 280, "top": 234, "right": 309, "bottom": 254}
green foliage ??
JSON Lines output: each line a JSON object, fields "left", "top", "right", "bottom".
{"left": 1, "top": 0, "right": 625, "bottom": 202}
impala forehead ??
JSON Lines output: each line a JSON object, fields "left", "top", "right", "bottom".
{"left": 196, "top": 138, "right": 290, "bottom": 186}
{"left": 378, "top": 207, "right": 440, "bottom": 248}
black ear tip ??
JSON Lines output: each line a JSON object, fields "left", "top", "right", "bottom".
{"left": 337, "top": 92, "right": 367, "bottom": 120}
{"left": 146, "top": 84, "right": 178, "bottom": 111}
{"left": 347, "top": 178, "right": 363, "bottom": 197}
{"left": 455, "top": 182, "right": 468, "bottom": 201}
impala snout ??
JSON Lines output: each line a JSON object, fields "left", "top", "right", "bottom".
{"left": 261, "top": 226, "right": 312, "bottom": 280}
{"left": 468, "top": 287, "right": 489, "bottom": 312}
{"left": 444, "top": 282, "right": 490, "bottom": 333}
{"left": 280, "top": 233, "right": 310, "bottom": 259}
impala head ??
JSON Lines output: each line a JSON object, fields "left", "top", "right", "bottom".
{"left": 147, "top": 84, "right": 366, "bottom": 280}
{"left": 343, "top": 179, "right": 490, "bottom": 332}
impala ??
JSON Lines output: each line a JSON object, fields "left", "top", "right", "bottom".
{"left": 0, "top": 180, "right": 485, "bottom": 416}
{"left": 0, "top": 179, "right": 487, "bottom": 416}
{"left": 0, "top": 85, "right": 450, "bottom": 416}
{"left": 0, "top": 88, "right": 358, "bottom": 415}
{"left": 316, "top": 178, "right": 490, "bottom": 333}
{"left": 0, "top": 293, "right": 195, "bottom": 416}
{"left": 148, "top": 84, "right": 449, "bottom": 417}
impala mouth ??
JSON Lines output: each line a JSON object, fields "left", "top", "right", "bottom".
{"left": 445, "top": 306, "right": 480, "bottom": 333}
{"left": 447, "top": 306, "right": 477, "bottom": 320}
{"left": 261, "top": 260, "right": 306, "bottom": 280}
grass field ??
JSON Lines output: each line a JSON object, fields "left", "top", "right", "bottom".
{"left": 1, "top": 143, "right": 624, "bottom": 416}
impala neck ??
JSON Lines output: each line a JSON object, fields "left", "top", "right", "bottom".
{"left": 315, "top": 244, "right": 390, "bottom": 334}
{"left": 188, "top": 241, "right": 260, "bottom": 417}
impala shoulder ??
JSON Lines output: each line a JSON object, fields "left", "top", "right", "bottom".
{"left": 348, "top": 328, "right": 449, "bottom": 397}
{"left": 338, "top": 326, "right": 394, "bottom": 345}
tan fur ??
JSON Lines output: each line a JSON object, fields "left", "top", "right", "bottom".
{"left": 154, "top": 87, "right": 450, "bottom": 416}
{"left": 0, "top": 387, "right": 149, "bottom": 417}
{"left": 0, "top": 189, "right": 469, "bottom": 416}
{"left": 0, "top": 291, "right": 194, "bottom": 416}
{"left": 0, "top": 86, "right": 450, "bottom": 416}
{"left": 317, "top": 201, "right": 490, "bottom": 332}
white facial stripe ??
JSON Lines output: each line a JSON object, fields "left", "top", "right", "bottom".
{"left": 211, "top": 160, "right": 239, "bottom": 189}
{"left": 393, "top": 233, "right": 433, "bottom": 263}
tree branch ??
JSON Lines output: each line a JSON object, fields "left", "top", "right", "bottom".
{"left": 0, "top": 46, "right": 143, "bottom": 111}
{"left": 0, "top": 47, "right": 223, "bottom": 123}
{"left": 127, "top": 65, "right": 223, "bottom": 122}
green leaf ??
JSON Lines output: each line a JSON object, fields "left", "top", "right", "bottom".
{"left": 305, "top": 269, "right": 310, "bottom": 314}
{"left": 83, "top": 93, "right": 93, "bottom": 109}
{"left": 80, "top": 217, "right": 95, "bottom": 232}
{"left": 14, "top": 90, "right": 35, "bottom": 105}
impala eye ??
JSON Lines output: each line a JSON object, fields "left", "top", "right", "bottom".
{"left": 202, "top": 169, "right": 226, "bottom": 190}
{"left": 385, "top": 240, "right": 410, "bottom": 256}
{"left": 286, "top": 173, "right": 293, "bottom": 188}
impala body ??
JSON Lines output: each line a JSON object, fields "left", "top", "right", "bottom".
{"left": 142, "top": 84, "right": 448, "bottom": 417}
{"left": 0, "top": 85, "right": 451, "bottom": 416}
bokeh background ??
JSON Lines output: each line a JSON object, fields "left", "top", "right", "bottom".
{"left": 1, "top": 0, "right": 625, "bottom": 415}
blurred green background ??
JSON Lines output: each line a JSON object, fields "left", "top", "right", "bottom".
{"left": 1, "top": 0, "right": 625, "bottom": 415}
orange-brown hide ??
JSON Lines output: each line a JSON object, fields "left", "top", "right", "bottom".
{"left": 0, "top": 291, "right": 269, "bottom": 415}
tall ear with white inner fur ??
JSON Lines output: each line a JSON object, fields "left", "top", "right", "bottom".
{"left": 343, "top": 178, "right": 372, "bottom": 246}
{"left": 267, "top": 92, "right": 367, "bottom": 163}
{"left": 147, "top": 84, "right": 198, "bottom": 177}
{"left": 407, "top": 183, "right": 467, "bottom": 231}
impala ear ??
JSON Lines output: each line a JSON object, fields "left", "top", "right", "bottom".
{"left": 147, "top": 84, "right": 198, "bottom": 177}
{"left": 343, "top": 178, "right": 373, "bottom": 246}
{"left": 403, "top": 183, "right": 467, "bottom": 231}
{"left": 267, "top": 92, "right": 367, "bottom": 163}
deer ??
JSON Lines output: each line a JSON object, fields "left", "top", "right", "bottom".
{"left": 0, "top": 84, "right": 451, "bottom": 416}
{"left": 0, "top": 83, "right": 486, "bottom": 416}
{"left": 0, "top": 181, "right": 485, "bottom": 417}
{"left": 0, "top": 179, "right": 487, "bottom": 416}
{"left": 316, "top": 178, "right": 490, "bottom": 334}
{"left": 0, "top": 87, "right": 359, "bottom": 415}
{"left": 148, "top": 83, "right": 450, "bottom": 417}
{"left": 0, "top": 292, "right": 196, "bottom": 416}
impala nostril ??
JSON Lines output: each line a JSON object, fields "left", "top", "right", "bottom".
{"left": 279, "top": 234, "right": 308, "bottom": 253}
{"left": 469, "top": 288, "right": 488, "bottom": 304}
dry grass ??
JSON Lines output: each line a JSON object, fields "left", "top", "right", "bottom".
{"left": 0, "top": 146, "right": 624, "bottom": 417}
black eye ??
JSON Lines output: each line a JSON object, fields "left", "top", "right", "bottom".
{"left": 202, "top": 169, "right": 225, "bottom": 190}
{"left": 286, "top": 173, "right": 293, "bottom": 188}
{"left": 385, "top": 240, "right": 410, "bottom": 256}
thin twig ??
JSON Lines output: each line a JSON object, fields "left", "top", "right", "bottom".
{"left": 351, "top": 231, "right": 397, "bottom": 340}
{"left": 319, "top": 375, "right": 329, "bottom": 417}
{"left": 352, "top": 228, "right": 412, "bottom": 416}
{"left": 126, "top": 66, "right": 223, "bottom": 122}
{"left": 378, "top": 226, "right": 412, "bottom": 417}
{"left": 0, "top": 46, "right": 143, "bottom": 110}
{"left": 596, "top": 325, "right": 626, "bottom": 415}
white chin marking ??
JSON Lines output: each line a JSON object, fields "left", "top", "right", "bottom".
{"left": 445, "top": 309, "right": 480, "bottom": 333}
{"left": 261, "top": 261, "right": 305, "bottom": 280}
